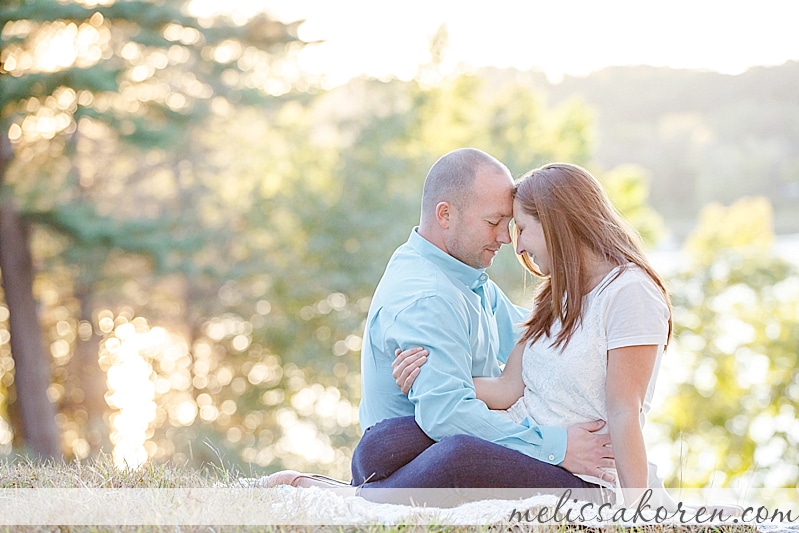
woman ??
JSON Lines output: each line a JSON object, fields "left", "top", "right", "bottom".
{"left": 395, "top": 162, "right": 674, "bottom": 507}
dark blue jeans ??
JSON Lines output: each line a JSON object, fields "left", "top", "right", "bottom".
{"left": 351, "top": 416, "right": 608, "bottom": 506}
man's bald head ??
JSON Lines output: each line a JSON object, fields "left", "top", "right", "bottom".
{"left": 420, "top": 148, "right": 510, "bottom": 226}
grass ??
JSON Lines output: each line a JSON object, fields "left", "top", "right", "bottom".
{"left": 0, "top": 454, "right": 217, "bottom": 488}
{"left": 0, "top": 455, "right": 760, "bottom": 533}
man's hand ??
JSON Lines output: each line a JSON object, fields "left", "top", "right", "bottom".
{"left": 561, "top": 420, "right": 616, "bottom": 483}
{"left": 392, "top": 346, "right": 429, "bottom": 394}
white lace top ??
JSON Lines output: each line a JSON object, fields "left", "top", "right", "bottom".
{"left": 504, "top": 264, "right": 670, "bottom": 490}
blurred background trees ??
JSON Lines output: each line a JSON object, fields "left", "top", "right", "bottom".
{"left": 649, "top": 198, "right": 799, "bottom": 489}
{"left": 1, "top": 1, "right": 798, "bottom": 489}
{"left": 1, "top": 0, "right": 304, "bottom": 461}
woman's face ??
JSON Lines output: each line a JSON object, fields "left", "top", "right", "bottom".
{"left": 513, "top": 199, "right": 550, "bottom": 275}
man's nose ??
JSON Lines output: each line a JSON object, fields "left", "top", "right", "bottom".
{"left": 498, "top": 223, "right": 512, "bottom": 245}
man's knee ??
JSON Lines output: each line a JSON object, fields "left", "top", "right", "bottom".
{"left": 436, "top": 434, "right": 493, "bottom": 456}
{"left": 351, "top": 416, "right": 434, "bottom": 485}
{"left": 363, "top": 416, "right": 419, "bottom": 437}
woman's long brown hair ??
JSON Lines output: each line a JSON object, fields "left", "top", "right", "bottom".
{"left": 515, "top": 163, "right": 672, "bottom": 349}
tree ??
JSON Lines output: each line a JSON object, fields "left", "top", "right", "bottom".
{"left": 0, "top": 0, "right": 302, "bottom": 458}
{"left": 651, "top": 197, "right": 799, "bottom": 488}
{"left": 0, "top": 196, "right": 60, "bottom": 457}
{"left": 599, "top": 163, "right": 666, "bottom": 247}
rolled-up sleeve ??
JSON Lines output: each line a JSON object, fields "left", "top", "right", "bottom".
{"left": 387, "top": 296, "right": 567, "bottom": 464}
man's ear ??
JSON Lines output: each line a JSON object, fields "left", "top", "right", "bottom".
{"left": 435, "top": 201, "right": 451, "bottom": 229}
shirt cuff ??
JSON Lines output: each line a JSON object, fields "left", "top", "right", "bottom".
{"left": 536, "top": 424, "right": 568, "bottom": 465}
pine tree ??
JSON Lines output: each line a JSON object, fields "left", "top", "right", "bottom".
{"left": 0, "top": 0, "right": 303, "bottom": 457}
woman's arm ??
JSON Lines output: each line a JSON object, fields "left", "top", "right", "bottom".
{"left": 606, "top": 344, "right": 658, "bottom": 505}
{"left": 473, "top": 340, "right": 525, "bottom": 409}
{"left": 392, "top": 341, "right": 526, "bottom": 410}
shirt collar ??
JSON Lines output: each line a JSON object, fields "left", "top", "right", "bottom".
{"left": 408, "top": 228, "right": 490, "bottom": 291}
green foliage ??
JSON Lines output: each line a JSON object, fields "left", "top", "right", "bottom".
{"left": 0, "top": 0, "right": 305, "bottom": 464}
{"left": 0, "top": 66, "right": 124, "bottom": 103}
{"left": 26, "top": 202, "right": 199, "bottom": 270}
{"left": 685, "top": 197, "right": 774, "bottom": 268}
{"left": 652, "top": 198, "right": 799, "bottom": 488}
{"left": 599, "top": 164, "right": 666, "bottom": 248}
{"left": 1, "top": 0, "right": 305, "bottom": 281}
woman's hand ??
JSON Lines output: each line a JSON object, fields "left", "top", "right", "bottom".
{"left": 392, "top": 346, "right": 429, "bottom": 394}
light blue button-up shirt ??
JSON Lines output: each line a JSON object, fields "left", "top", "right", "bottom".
{"left": 358, "top": 228, "right": 567, "bottom": 464}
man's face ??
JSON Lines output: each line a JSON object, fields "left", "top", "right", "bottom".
{"left": 444, "top": 167, "right": 514, "bottom": 269}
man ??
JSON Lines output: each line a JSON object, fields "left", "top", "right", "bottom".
{"left": 352, "top": 148, "right": 614, "bottom": 491}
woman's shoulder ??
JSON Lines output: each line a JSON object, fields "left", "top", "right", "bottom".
{"left": 598, "top": 263, "right": 666, "bottom": 305}
{"left": 599, "top": 263, "right": 670, "bottom": 343}
{"left": 613, "top": 263, "right": 659, "bottom": 287}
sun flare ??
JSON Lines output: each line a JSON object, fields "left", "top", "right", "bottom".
{"left": 101, "top": 315, "right": 184, "bottom": 469}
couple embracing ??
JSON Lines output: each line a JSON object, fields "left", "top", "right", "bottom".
{"left": 269, "top": 148, "right": 676, "bottom": 509}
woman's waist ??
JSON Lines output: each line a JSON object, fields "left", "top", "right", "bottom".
{"left": 504, "top": 394, "right": 608, "bottom": 431}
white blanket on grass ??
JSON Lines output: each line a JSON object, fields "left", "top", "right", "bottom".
{"left": 250, "top": 485, "right": 746, "bottom": 528}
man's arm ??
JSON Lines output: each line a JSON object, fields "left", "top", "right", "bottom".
{"left": 487, "top": 281, "right": 529, "bottom": 365}
{"left": 388, "top": 295, "right": 567, "bottom": 464}
{"left": 390, "top": 296, "right": 615, "bottom": 479}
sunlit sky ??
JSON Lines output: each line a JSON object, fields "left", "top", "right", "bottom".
{"left": 190, "top": 0, "right": 799, "bottom": 85}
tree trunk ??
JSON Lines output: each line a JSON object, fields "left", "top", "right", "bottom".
{"left": 0, "top": 197, "right": 61, "bottom": 458}
{"left": 71, "top": 283, "right": 110, "bottom": 454}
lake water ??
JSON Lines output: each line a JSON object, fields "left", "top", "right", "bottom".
{"left": 648, "top": 233, "right": 799, "bottom": 274}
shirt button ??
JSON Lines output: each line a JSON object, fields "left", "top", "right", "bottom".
{"left": 548, "top": 454, "right": 555, "bottom": 461}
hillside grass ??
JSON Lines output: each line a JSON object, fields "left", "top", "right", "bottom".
{"left": 0, "top": 454, "right": 758, "bottom": 533}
